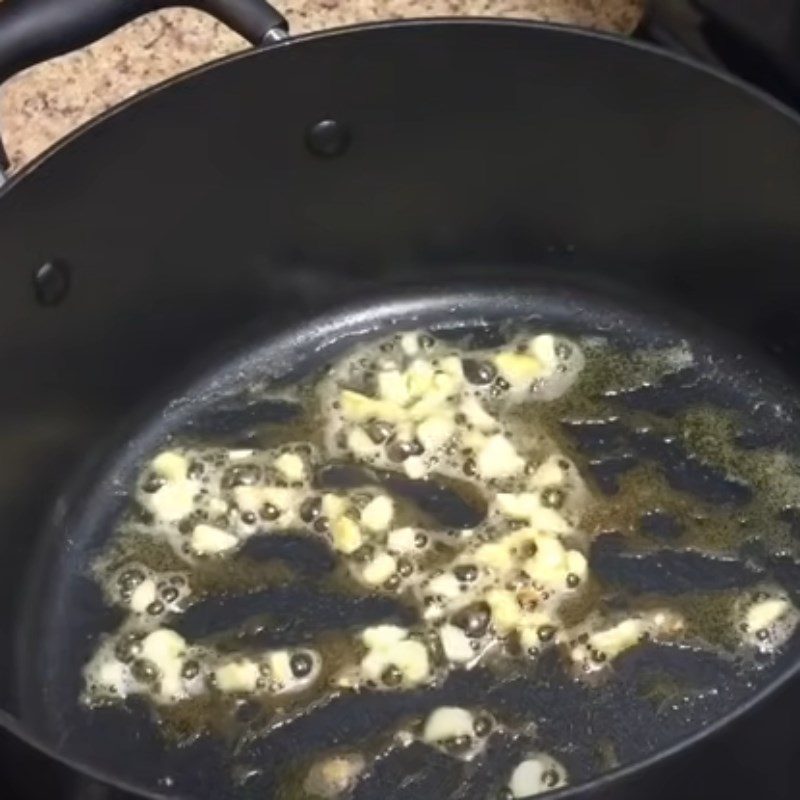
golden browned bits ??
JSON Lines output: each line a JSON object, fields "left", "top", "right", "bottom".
{"left": 517, "top": 588, "right": 540, "bottom": 612}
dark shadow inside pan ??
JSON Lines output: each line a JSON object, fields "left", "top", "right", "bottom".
{"left": 12, "top": 285, "right": 800, "bottom": 799}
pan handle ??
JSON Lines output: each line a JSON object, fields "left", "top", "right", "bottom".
{"left": 0, "top": 0, "right": 287, "bottom": 83}
{"left": 0, "top": 0, "right": 288, "bottom": 172}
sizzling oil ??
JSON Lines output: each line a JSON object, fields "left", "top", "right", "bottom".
{"left": 78, "top": 329, "right": 800, "bottom": 800}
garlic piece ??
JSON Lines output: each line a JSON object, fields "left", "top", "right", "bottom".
{"left": 486, "top": 589, "right": 521, "bottom": 633}
{"left": 340, "top": 390, "right": 405, "bottom": 423}
{"left": 523, "top": 534, "right": 567, "bottom": 587}
{"left": 304, "top": 754, "right": 365, "bottom": 800}
{"left": 508, "top": 754, "right": 567, "bottom": 798}
{"left": 362, "top": 625, "right": 408, "bottom": 650}
{"left": 322, "top": 493, "right": 348, "bottom": 521}
{"left": 439, "top": 356, "right": 464, "bottom": 383}
{"left": 494, "top": 351, "right": 544, "bottom": 389}
{"left": 428, "top": 572, "right": 462, "bottom": 600}
{"left": 129, "top": 579, "right": 157, "bottom": 613}
{"left": 274, "top": 452, "right": 305, "bottom": 482}
{"left": 151, "top": 451, "right": 188, "bottom": 481}
{"left": 377, "top": 369, "right": 411, "bottom": 406}
{"left": 406, "top": 359, "right": 435, "bottom": 398}
{"left": 529, "top": 456, "right": 567, "bottom": 488}
{"left": 477, "top": 434, "right": 525, "bottom": 479}
{"left": 738, "top": 590, "right": 798, "bottom": 651}
{"left": 528, "top": 506, "right": 570, "bottom": 534}
{"left": 360, "top": 495, "right": 394, "bottom": 533}
{"left": 529, "top": 334, "right": 559, "bottom": 372}
{"left": 745, "top": 597, "right": 789, "bottom": 633}
{"left": 269, "top": 651, "right": 294, "bottom": 686}
{"left": 140, "top": 629, "right": 187, "bottom": 702}
{"left": 423, "top": 706, "right": 474, "bottom": 743}
{"left": 208, "top": 497, "right": 229, "bottom": 516}
{"left": 362, "top": 553, "right": 397, "bottom": 585}
{"left": 233, "top": 485, "right": 297, "bottom": 515}
{"left": 360, "top": 626, "right": 430, "bottom": 687}
{"left": 588, "top": 619, "right": 645, "bottom": 660}
{"left": 347, "top": 427, "right": 378, "bottom": 459}
{"left": 149, "top": 481, "right": 196, "bottom": 522}
{"left": 475, "top": 542, "right": 514, "bottom": 573}
{"left": 400, "top": 333, "right": 420, "bottom": 356}
{"left": 228, "top": 448, "right": 255, "bottom": 460}
{"left": 496, "top": 493, "right": 540, "bottom": 521}
{"left": 332, "top": 517, "right": 363, "bottom": 554}
{"left": 191, "top": 524, "right": 238, "bottom": 555}
{"left": 416, "top": 413, "right": 455, "bottom": 451}
{"left": 460, "top": 396, "right": 498, "bottom": 432}
{"left": 387, "top": 527, "right": 418, "bottom": 553}
{"left": 403, "top": 456, "right": 427, "bottom": 480}
{"left": 440, "top": 624, "right": 476, "bottom": 663}
{"left": 390, "top": 640, "right": 430, "bottom": 684}
{"left": 214, "top": 660, "right": 260, "bottom": 693}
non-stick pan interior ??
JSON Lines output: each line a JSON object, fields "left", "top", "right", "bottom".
{"left": 12, "top": 286, "right": 800, "bottom": 799}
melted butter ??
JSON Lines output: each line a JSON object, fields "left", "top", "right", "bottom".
{"left": 80, "top": 327, "right": 800, "bottom": 795}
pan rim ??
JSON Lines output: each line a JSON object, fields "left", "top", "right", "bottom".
{"left": 3, "top": 13, "right": 800, "bottom": 799}
{"left": 6, "top": 281, "right": 800, "bottom": 798}
{"left": 1, "top": 15, "right": 799, "bottom": 195}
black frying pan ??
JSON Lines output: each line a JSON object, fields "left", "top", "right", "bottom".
{"left": 1, "top": 1, "right": 800, "bottom": 799}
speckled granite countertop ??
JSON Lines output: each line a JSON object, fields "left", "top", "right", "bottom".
{"left": 0, "top": 0, "right": 642, "bottom": 171}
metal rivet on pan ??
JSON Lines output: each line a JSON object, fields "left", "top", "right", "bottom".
{"left": 305, "top": 119, "right": 351, "bottom": 158}
{"left": 33, "top": 260, "right": 70, "bottom": 306}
